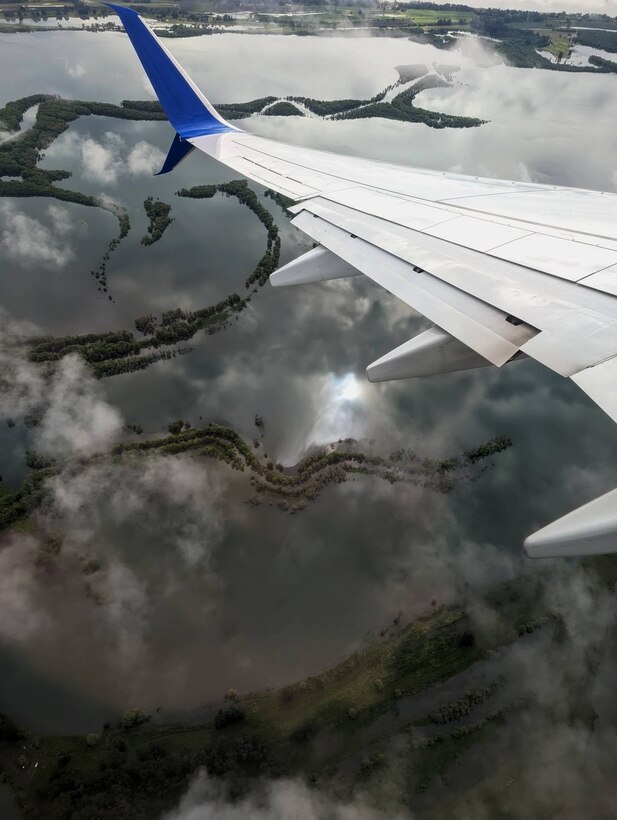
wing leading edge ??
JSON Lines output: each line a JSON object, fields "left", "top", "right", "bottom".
{"left": 108, "top": 4, "right": 617, "bottom": 559}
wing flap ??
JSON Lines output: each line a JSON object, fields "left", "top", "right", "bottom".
{"left": 292, "top": 196, "right": 617, "bottom": 376}
{"left": 571, "top": 356, "right": 617, "bottom": 423}
{"left": 292, "top": 210, "right": 537, "bottom": 367}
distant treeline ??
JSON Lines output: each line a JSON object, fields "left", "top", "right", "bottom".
{"left": 333, "top": 75, "right": 483, "bottom": 128}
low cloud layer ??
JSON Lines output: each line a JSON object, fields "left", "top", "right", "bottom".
{"left": 165, "top": 772, "right": 410, "bottom": 820}
{"left": 0, "top": 319, "right": 123, "bottom": 458}
{"left": 34, "top": 355, "right": 123, "bottom": 458}
{"left": 0, "top": 534, "right": 49, "bottom": 645}
{"left": 0, "top": 453, "right": 226, "bottom": 714}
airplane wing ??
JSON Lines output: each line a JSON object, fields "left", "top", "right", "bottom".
{"left": 106, "top": 4, "right": 617, "bottom": 559}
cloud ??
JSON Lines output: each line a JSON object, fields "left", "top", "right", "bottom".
{"left": 0, "top": 308, "right": 46, "bottom": 423}
{"left": 0, "top": 534, "right": 49, "bottom": 644}
{"left": 79, "top": 131, "right": 124, "bottom": 184}
{"left": 50, "top": 131, "right": 164, "bottom": 185}
{"left": 66, "top": 62, "right": 86, "bottom": 79}
{"left": 33, "top": 354, "right": 123, "bottom": 458}
{"left": 451, "top": 560, "right": 617, "bottom": 820}
{"left": 0, "top": 320, "right": 123, "bottom": 458}
{"left": 0, "top": 443, "right": 226, "bottom": 711}
{"left": 165, "top": 771, "right": 411, "bottom": 820}
{"left": 0, "top": 201, "right": 76, "bottom": 269}
{"left": 37, "top": 453, "right": 225, "bottom": 671}
{"left": 247, "top": 36, "right": 617, "bottom": 195}
{"left": 46, "top": 203, "right": 75, "bottom": 235}
{"left": 127, "top": 140, "right": 165, "bottom": 176}
{"left": 98, "top": 559, "right": 149, "bottom": 666}
{"left": 45, "top": 455, "right": 223, "bottom": 570}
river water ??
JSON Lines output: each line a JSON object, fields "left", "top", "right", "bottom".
{"left": 0, "top": 29, "right": 616, "bottom": 733}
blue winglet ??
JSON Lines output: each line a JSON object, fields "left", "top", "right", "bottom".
{"left": 106, "top": 3, "right": 234, "bottom": 140}
{"left": 155, "top": 132, "right": 195, "bottom": 175}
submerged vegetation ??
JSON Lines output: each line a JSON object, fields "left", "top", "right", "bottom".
{"left": 141, "top": 197, "right": 173, "bottom": 246}
{"left": 0, "top": 80, "right": 482, "bottom": 368}
{"left": 24, "top": 179, "right": 280, "bottom": 378}
{"left": 290, "top": 76, "right": 483, "bottom": 127}
{"left": 0, "top": 427, "right": 512, "bottom": 533}
{"left": 332, "top": 75, "right": 483, "bottom": 128}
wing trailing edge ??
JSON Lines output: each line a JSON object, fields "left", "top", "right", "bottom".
{"left": 155, "top": 132, "right": 195, "bottom": 176}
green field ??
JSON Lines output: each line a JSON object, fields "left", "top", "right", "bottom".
{"left": 545, "top": 31, "right": 574, "bottom": 60}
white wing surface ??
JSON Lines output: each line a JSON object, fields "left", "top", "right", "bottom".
{"left": 107, "top": 4, "right": 617, "bottom": 558}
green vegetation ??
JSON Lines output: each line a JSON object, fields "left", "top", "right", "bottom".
{"left": 288, "top": 81, "right": 483, "bottom": 128}
{"left": 0, "top": 96, "right": 163, "bottom": 201}
{"left": 216, "top": 97, "right": 277, "bottom": 120}
{"left": 264, "top": 188, "right": 294, "bottom": 215}
{"left": 290, "top": 96, "right": 374, "bottom": 117}
{"left": 112, "top": 427, "right": 511, "bottom": 508}
{"left": 1, "top": 563, "right": 601, "bottom": 819}
{"left": 28, "top": 331, "right": 140, "bottom": 365}
{"left": 263, "top": 101, "right": 305, "bottom": 117}
{"left": 462, "top": 6, "right": 617, "bottom": 72}
{"left": 119, "top": 709, "right": 151, "bottom": 730}
{"left": 333, "top": 76, "right": 483, "bottom": 128}
{"left": 141, "top": 197, "right": 173, "bottom": 246}
{"left": 0, "top": 79, "right": 484, "bottom": 318}
{"left": 22, "top": 179, "right": 280, "bottom": 378}
{"left": 0, "top": 96, "right": 143, "bottom": 296}
{"left": 425, "top": 681, "right": 501, "bottom": 725}
{"left": 0, "top": 466, "right": 59, "bottom": 532}
{"left": 0, "top": 478, "right": 612, "bottom": 820}
{"left": 589, "top": 54, "right": 617, "bottom": 70}
{"left": 1, "top": 2, "right": 616, "bottom": 80}
{"left": 576, "top": 28, "right": 617, "bottom": 53}
{"left": 0, "top": 94, "right": 50, "bottom": 132}
{"left": 0, "top": 428, "right": 512, "bottom": 534}
{"left": 390, "top": 4, "right": 617, "bottom": 73}
{"left": 544, "top": 31, "right": 573, "bottom": 61}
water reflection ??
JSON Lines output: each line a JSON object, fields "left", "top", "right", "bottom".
{"left": 0, "top": 29, "right": 616, "bottom": 730}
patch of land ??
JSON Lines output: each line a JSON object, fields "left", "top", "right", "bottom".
{"left": 0, "top": 422, "right": 512, "bottom": 532}
{"left": 141, "top": 197, "right": 173, "bottom": 246}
